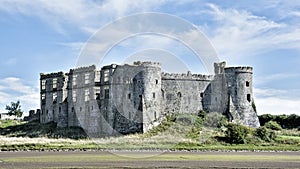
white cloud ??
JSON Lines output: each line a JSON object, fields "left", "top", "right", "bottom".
{"left": 254, "top": 88, "right": 300, "bottom": 115}
{"left": 58, "top": 42, "right": 85, "bottom": 52}
{"left": 201, "top": 4, "right": 300, "bottom": 61}
{"left": 0, "top": 77, "right": 39, "bottom": 114}
{"left": 0, "top": 0, "right": 170, "bottom": 34}
{"left": 255, "top": 97, "right": 300, "bottom": 115}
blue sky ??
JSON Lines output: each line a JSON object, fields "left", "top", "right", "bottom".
{"left": 0, "top": 0, "right": 299, "bottom": 115}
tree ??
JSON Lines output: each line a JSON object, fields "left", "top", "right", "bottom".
{"left": 5, "top": 101, "right": 23, "bottom": 118}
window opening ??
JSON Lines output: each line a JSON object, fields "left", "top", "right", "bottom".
{"left": 53, "top": 78, "right": 57, "bottom": 89}
{"left": 104, "top": 69, "right": 109, "bottom": 82}
{"left": 41, "top": 80, "right": 46, "bottom": 90}
{"left": 85, "top": 89, "right": 90, "bottom": 101}
{"left": 85, "top": 73, "right": 90, "bottom": 84}
{"left": 246, "top": 81, "right": 250, "bottom": 87}
{"left": 247, "top": 94, "right": 251, "bottom": 102}
{"left": 73, "top": 74, "right": 77, "bottom": 86}
{"left": 42, "top": 94, "right": 46, "bottom": 100}
{"left": 72, "top": 90, "right": 77, "bottom": 102}
{"left": 53, "top": 92, "right": 57, "bottom": 101}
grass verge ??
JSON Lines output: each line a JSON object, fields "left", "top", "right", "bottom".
{"left": 1, "top": 117, "right": 300, "bottom": 151}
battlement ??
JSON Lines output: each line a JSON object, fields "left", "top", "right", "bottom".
{"left": 70, "top": 65, "right": 96, "bottom": 74}
{"left": 225, "top": 66, "right": 253, "bottom": 73}
{"left": 162, "top": 72, "right": 213, "bottom": 81}
{"left": 40, "top": 72, "right": 65, "bottom": 79}
{"left": 133, "top": 61, "right": 161, "bottom": 67}
{"left": 102, "top": 64, "right": 117, "bottom": 70}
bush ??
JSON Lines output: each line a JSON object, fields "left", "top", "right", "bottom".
{"left": 264, "top": 121, "right": 282, "bottom": 131}
{"left": 204, "top": 112, "right": 228, "bottom": 128}
{"left": 225, "top": 123, "right": 250, "bottom": 144}
{"left": 176, "top": 114, "right": 204, "bottom": 128}
{"left": 254, "top": 126, "right": 276, "bottom": 142}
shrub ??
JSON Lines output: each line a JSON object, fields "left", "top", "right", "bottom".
{"left": 254, "top": 126, "right": 276, "bottom": 142}
{"left": 264, "top": 121, "right": 282, "bottom": 131}
{"left": 204, "top": 112, "right": 227, "bottom": 128}
{"left": 225, "top": 123, "right": 250, "bottom": 144}
{"left": 176, "top": 114, "right": 203, "bottom": 128}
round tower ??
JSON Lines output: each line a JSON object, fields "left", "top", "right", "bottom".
{"left": 225, "top": 67, "right": 253, "bottom": 105}
{"left": 225, "top": 66, "right": 260, "bottom": 127}
{"left": 134, "top": 62, "right": 162, "bottom": 132}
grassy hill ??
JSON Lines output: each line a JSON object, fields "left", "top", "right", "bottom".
{"left": 0, "top": 113, "right": 300, "bottom": 151}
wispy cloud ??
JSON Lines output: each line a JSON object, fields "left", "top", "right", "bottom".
{"left": 255, "top": 73, "right": 300, "bottom": 85}
{"left": 0, "top": 77, "right": 39, "bottom": 114}
{"left": 199, "top": 4, "right": 300, "bottom": 61}
{"left": 254, "top": 88, "right": 300, "bottom": 115}
{"left": 0, "top": 0, "right": 170, "bottom": 34}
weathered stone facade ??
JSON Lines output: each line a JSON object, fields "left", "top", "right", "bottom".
{"left": 40, "top": 61, "right": 260, "bottom": 136}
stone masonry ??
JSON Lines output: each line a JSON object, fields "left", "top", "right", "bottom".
{"left": 40, "top": 61, "right": 260, "bottom": 137}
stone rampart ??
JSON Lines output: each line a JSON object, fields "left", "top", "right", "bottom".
{"left": 162, "top": 72, "right": 213, "bottom": 81}
{"left": 225, "top": 67, "right": 253, "bottom": 73}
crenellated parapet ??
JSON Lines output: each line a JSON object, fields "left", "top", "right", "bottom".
{"left": 40, "top": 72, "right": 66, "bottom": 79}
{"left": 133, "top": 61, "right": 161, "bottom": 67}
{"left": 162, "top": 72, "right": 213, "bottom": 81}
{"left": 225, "top": 66, "right": 253, "bottom": 74}
{"left": 69, "top": 65, "right": 96, "bottom": 74}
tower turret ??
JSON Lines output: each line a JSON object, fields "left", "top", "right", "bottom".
{"left": 225, "top": 66, "right": 260, "bottom": 127}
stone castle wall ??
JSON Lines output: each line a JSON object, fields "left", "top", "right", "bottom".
{"left": 40, "top": 61, "right": 260, "bottom": 137}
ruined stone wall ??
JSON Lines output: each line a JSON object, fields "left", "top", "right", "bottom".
{"left": 161, "top": 72, "right": 213, "bottom": 115}
{"left": 107, "top": 62, "right": 162, "bottom": 134}
{"left": 202, "top": 62, "right": 228, "bottom": 114}
{"left": 66, "top": 65, "right": 102, "bottom": 134}
{"left": 40, "top": 72, "right": 68, "bottom": 126}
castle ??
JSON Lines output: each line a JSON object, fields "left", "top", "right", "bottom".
{"left": 40, "top": 61, "right": 260, "bottom": 136}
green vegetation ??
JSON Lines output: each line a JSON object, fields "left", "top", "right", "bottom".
{"left": 5, "top": 100, "right": 23, "bottom": 117}
{"left": 224, "top": 123, "right": 250, "bottom": 144}
{"left": 264, "top": 121, "right": 282, "bottom": 131}
{"left": 259, "top": 114, "right": 300, "bottom": 129}
{"left": 0, "top": 119, "right": 22, "bottom": 128}
{"left": 0, "top": 119, "right": 87, "bottom": 139}
{"left": 254, "top": 126, "right": 276, "bottom": 142}
{"left": 1, "top": 112, "right": 300, "bottom": 151}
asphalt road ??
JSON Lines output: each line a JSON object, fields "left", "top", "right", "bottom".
{"left": 0, "top": 151, "right": 299, "bottom": 168}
